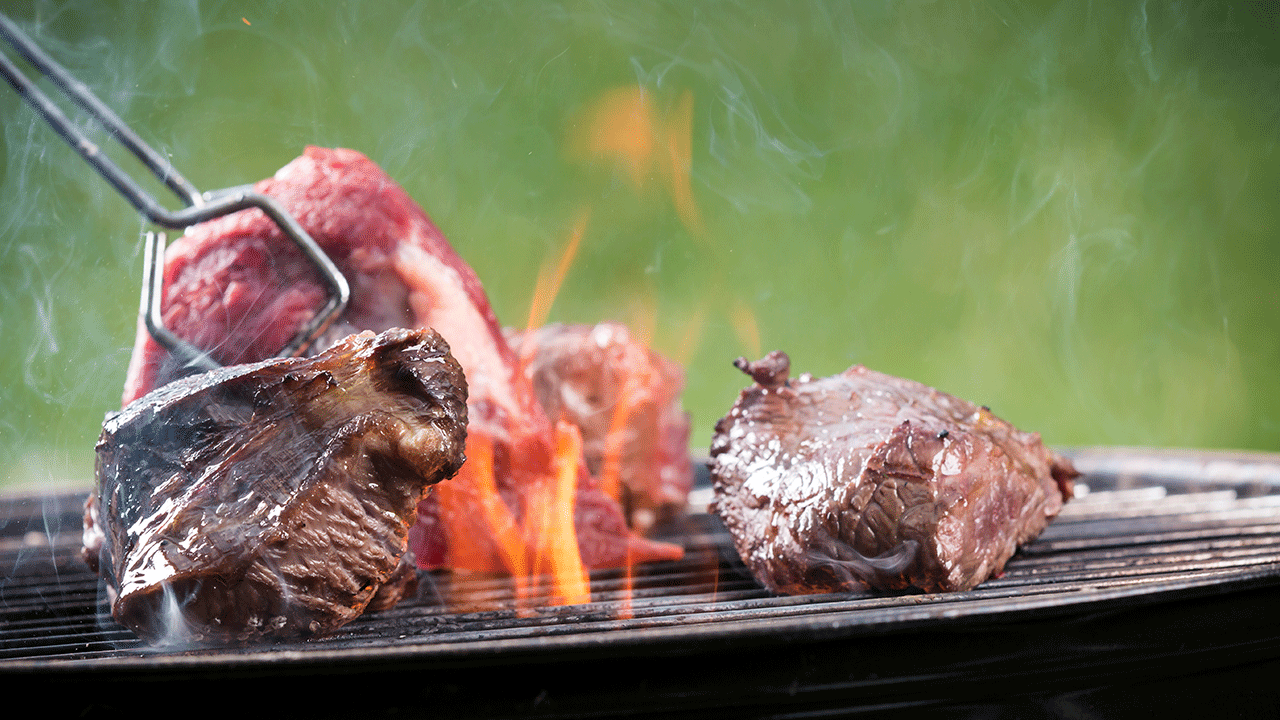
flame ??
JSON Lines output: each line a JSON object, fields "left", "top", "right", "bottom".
{"left": 674, "top": 301, "right": 708, "bottom": 366}
{"left": 598, "top": 369, "right": 641, "bottom": 502}
{"left": 454, "top": 435, "right": 527, "bottom": 572}
{"left": 441, "top": 86, "right": 707, "bottom": 615}
{"left": 525, "top": 210, "right": 590, "bottom": 337}
{"left": 571, "top": 85, "right": 703, "bottom": 237}
{"left": 731, "top": 298, "right": 762, "bottom": 360}
{"left": 573, "top": 86, "right": 659, "bottom": 188}
{"left": 666, "top": 90, "right": 703, "bottom": 236}
{"left": 597, "top": 369, "right": 648, "bottom": 620}
{"left": 436, "top": 427, "right": 592, "bottom": 610}
{"left": 531, "top": 421, "right": 592, "bottom": 605}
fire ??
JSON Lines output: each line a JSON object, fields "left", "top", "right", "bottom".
{"left": 666, "top": 90, "right": 703, "bottom": 236}
{"left": 596, "top": 365, "right": 651, "bottom": 620}
{"left": 438, "top": 434, "right": 526, "bottom": 576}
{"left": 534, "top": 421, "right": 592, "bottom": 605}
{"left": 731, "top": 298, "right": 762, "bottom": 361}
{"left": 573, "top": 86, "right": 658, "bottom": 189}
{"left": 524, "top": 210, "right": 589, "bottom": 337}
{"left": 597, "top": 364, "right": 645, "bottom": 502}
{"left": 435, "top": 425, "right": 591, "bottom": 610}
{"left": 570, "top": 85, "right": 704, "bottom": 237}
{"left": 436, "top": 85, "right": 708, "bottom": 615}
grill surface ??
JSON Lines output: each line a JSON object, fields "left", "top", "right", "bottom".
{"left": 4, "top": 447, "right": 1280, "bottom": 717}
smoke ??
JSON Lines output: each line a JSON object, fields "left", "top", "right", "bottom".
{"left": 0, "top": 1, "right": 208, "bottom": 490}
{"left": 2, "top": 0, "right": 1279, "bottom": 503}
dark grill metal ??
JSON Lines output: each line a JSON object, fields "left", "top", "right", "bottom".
{"left": 4, "top": 448, "right": 1280, "bottom": 717}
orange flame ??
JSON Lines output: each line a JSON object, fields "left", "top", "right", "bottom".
{"left": 731, "top": 298, "right": 762, "bottom": 360}
{"left": 666, "top": 90, "right": 703, "bottom": 236}
{"left": 462, "top": 436, "right": 527, "bottom": 572}
{"left": 674, "top": 301, "right": 708, "bottom": 366}
{"left": 598, "top": 369, "right": 642, "bottom": 502}
{"left": 571, "top": 85, "right": 703, "bottom": 237}
{"left": 525, "top": 210, "right": 590, "bottom": 336}
{"left": 573, "top": 86, "right": 658, "bottom": 188}
{"left": 531, "top": 421, "right": 592, "bottom": 605}
{"left": 445, "top": 86, "right": 707, "bottom": 615}
{"left": 439, "top": 427, "right": 593, "bottom": 610}
{"left": 597, "top": 371, "right": 647, "bottom": 620}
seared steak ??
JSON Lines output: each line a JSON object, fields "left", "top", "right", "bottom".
{"left": 119, "top": 146, "right": 681, "bottom": 573}
{"left": 710, "top": 351, "right": 1077, "bottom": 595}
{"left": 507, "top": 322, "right": 693, "bottom": 533}
{"left": 84, "top": 328, "right": 467, "bottom": 642}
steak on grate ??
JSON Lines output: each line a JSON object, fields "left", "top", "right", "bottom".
{"left": 84, "top": 328, "right": 468, "bottom": 642}
{"left": 710, "top": 351, "right": 1077, "bottom": 595}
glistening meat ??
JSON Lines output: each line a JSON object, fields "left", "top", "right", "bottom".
{"left": 84, "top": 328, "right": 468, "bottom": 642}
{"left": 120, "top": 146, "right": 681, "bottom": 574}
{"left": 710, "top": 351, "right": 1077, "bottom": 595}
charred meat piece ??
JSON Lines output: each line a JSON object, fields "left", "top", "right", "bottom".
{"left": 710, "top": 351, "right": 1077, "bottom": 595}
{"left": 84, "top": 328, "right": 467, "bottom": 643}
{"left": 119, "top": 146, "right": 680, "bottom": 573}
{"left": 507, "top": 322, "right": 693, "bottom": 533}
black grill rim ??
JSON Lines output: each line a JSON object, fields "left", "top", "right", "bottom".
{"left": 4, "top": 447, "right": 1280, "bottom": 717}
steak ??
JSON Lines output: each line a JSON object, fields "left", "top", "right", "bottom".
{"left": 507, "top": 322, "right": 693, "bottom": 533}
{"left": 710, "top": 351, "right": 1077, "bottom": 595}
{"left": 119, "top": 146, "right": 680, "bottom": 574}
{"left": 84, "top": 328, "right": 468, "bottom": 642}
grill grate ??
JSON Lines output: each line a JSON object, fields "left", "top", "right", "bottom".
{"left": 4, "top": 448, "right": 1280, "bottom": 717}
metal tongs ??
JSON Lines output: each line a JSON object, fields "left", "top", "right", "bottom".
{"left": 0, "top": 14, "right": 349, "bottom": 374}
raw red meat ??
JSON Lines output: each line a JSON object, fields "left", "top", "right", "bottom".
{"left": 506, "top": 322, "right": 693, "bottom": 533}
{"left": 122, "top": 146, "right": 681, "bottom": 573}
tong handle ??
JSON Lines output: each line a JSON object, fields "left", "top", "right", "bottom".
{"left": 0, "top": 13, "right": 203, "bottom": 217}
{"left": 0, "top": 14, "right": 349, "bottom": 372}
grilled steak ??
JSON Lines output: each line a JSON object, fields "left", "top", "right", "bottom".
{"left": 84, "top": 328, "right": 467, "bottom": 642}
{"left": 507, "top": 322, "right": 693, "bottom": 533}
{"left": 119, "top": 146, "right": 680, "bottom": 574}
{"left": 710, "top": 351, "right": 1077, "bottom": 595}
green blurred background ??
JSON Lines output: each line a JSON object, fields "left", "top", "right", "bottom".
{"left": 1, "top": 1, "right": 1277, "bottom": 492}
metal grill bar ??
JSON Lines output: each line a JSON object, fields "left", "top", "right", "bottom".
{"left": 2, "top": 451, "right": 1279, "bottom": 663}
{"left": 3, "top": 449, "right": 1280, "bottom": 718}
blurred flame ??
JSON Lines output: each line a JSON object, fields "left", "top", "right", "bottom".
{"left": 674, "top": 301, "right": 708, "bottom": 366}
{"left": 438, "top": 427, "right": 591, "bottom": 610}
{"left": 533, "top": 421, "right": 592, "bottom": 606}
{"left": 434, "top": 434, "right": 532, "bottom": 604}
{"left": 525, "top": 210, "right": 590, "bottom": 336}
{"left": 599, "top": 298, "right": 655, "bottom": 506}
{"left": 596, "top": 350, "right": 656, "bottom": 621}
{"left": 666, "top": 90, "right": 703, "bottom": 236}
{"left": 574, "top": 86, "right": 658, "bottom": 188}
{"left": 459, "top": 435, "right": 526, "bottom": 573}
{"left": 731, "top": 298, "right": 762, "bottom": 360}
{"left": 598, "top": 370, "right": 643, "bottom": 502}
{"left": 463, "top": 87, "right": 709, "bottom": 615}
{"left": 571, "top": 85, "right": 703, "bottom": 237}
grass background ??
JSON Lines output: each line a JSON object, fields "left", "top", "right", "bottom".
{"left": 2, "top": 0, "right": 1277, "bottom": 491}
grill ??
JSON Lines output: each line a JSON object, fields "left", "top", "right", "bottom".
{"left": 4, "top": 447, "right": 1280, "bottom": 717}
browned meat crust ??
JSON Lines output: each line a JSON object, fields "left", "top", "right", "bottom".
{"left": 85, "top": 328, "right": 467, "bottom": 643}
{"left": 710, "top": 351, "right": 1077, "bottom": 595}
